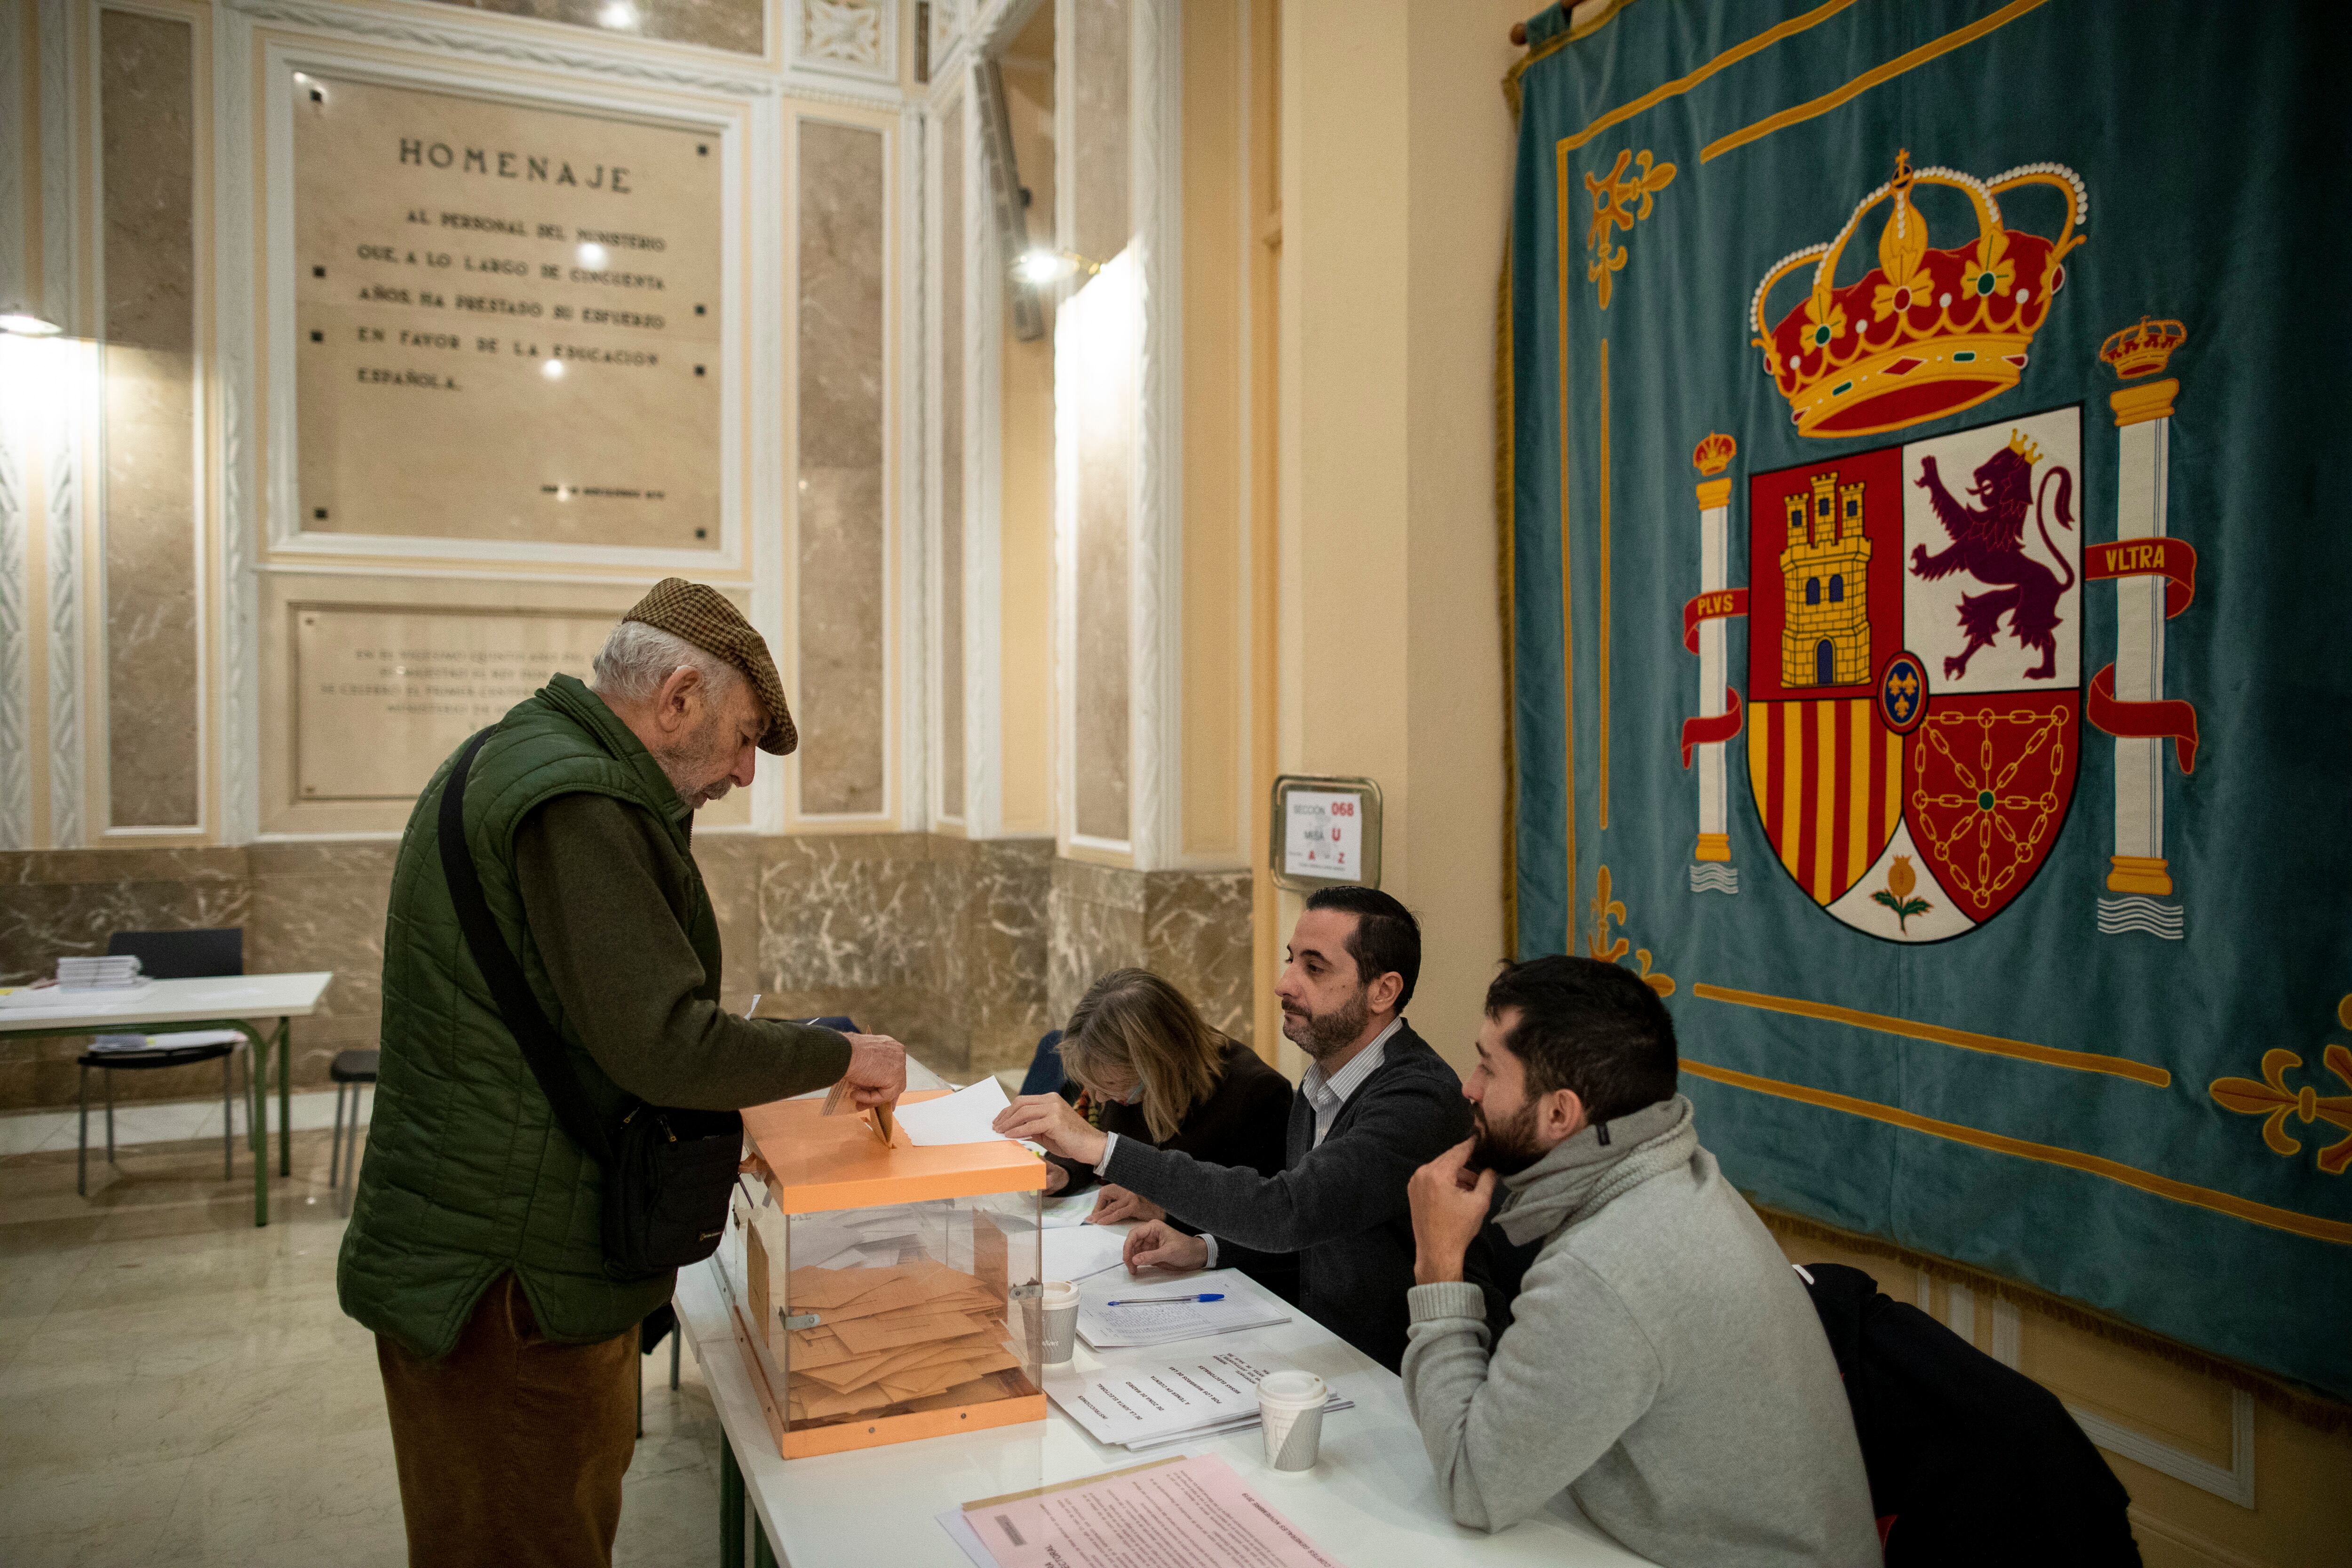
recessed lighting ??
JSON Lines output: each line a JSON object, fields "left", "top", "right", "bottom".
{"left": 0, "top": 310, "right": 64, "bottom": 336}
{"left": 577, "top": 242, "right": 608, "bottom": 269}
{"left": 599, "top": 1, "right": 637, "bottom": 27}
{"left": 542, "top": 358, "right": 566, "bottom": 380}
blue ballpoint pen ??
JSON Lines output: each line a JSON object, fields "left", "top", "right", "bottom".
{"left": 1104, "top": 1293, "right": 1225, "bottom": 1305}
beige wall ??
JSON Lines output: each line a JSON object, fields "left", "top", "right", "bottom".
{"left": 1272, "top": 0, "right": 1522, "bottom": 1074}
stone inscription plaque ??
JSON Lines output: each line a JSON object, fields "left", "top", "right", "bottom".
{"left": 293, "top": 605, "right": 612, "bottom": 801}
{"left": 294, "top": 77, "right": 722, "bottom": 549}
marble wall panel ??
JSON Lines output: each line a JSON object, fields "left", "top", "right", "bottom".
{"left": 246, "top": 843, "right": 397, "bottom": 1090}
{"left": 1046, "top": 859, "right": 1252, "bottom": 1048}
{"left": 0, "top": 849, "right": 252, "bottom": 1109}
{"left": 938, "top": 101, "right": 967, "bottom": 819}
{"left": 935, "top": 838, "right": 1053, "bottom": 1074}
{"left": 758, "top": 832, "right": 939, "bottom": 993}
{"left": 692, "top": 832, "right": 763, "bottom": 1005}
{"left": 417, "top": 0, "right": 764, "bottom": 56}
{"left": 1070, "top": 0, "right": 1131, "bottom": 267}
{"left": 796, "top": 122, "right": 888, "bottom": 817}
{"left": 99, "top": 11, "right": 200, "bottom": 829}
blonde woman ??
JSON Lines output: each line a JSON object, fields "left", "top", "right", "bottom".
{"left": 999, "top": 968, "right": 1290, "bottom": 1224}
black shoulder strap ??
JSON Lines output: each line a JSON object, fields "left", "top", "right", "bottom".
{"left": 437, "top": 728, "right": 614, "bottom": 1166}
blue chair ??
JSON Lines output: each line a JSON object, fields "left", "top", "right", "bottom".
{"left": 1019, "top": 1029, "right": 1067, "bottom": 1098}
{"left": 78, "top": 928, "right": 247, "bottom": 1196}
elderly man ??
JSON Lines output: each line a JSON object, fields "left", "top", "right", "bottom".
{"left": 338, "top": 580, "right": 906, "bottom": 1568}
{"left": 1401, "top": 955, "right": 1876, "bottom": 1566}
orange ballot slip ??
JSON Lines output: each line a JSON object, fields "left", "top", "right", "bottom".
{"left": 951, "top": 1454, "right": 1341, "bottom": 1568}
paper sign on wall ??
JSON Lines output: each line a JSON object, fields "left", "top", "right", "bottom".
{"left": 1283, "top": 790, "right": 1361, "bottom": 882}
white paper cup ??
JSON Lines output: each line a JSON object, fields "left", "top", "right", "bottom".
{"left": 1257, "top": 1370, "right": 1327, "bottom": 1472}
{"left": 1039, "top": 1281, "right": 1081, "bottom": 1365}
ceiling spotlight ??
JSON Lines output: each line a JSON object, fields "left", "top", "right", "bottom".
{"left": 1013, "top": 248, "right": 1098, "bottom": 286}
{"left": 598, "top": 1, "right": 637, "bottom": 28}
{"left": 541, "top": 358, "right": 566, "bottom": 380}
{"left": 0, "top": 310, "right": 64, "bottom": 337}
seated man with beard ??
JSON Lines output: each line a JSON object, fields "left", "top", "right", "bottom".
{"left": 995, "top": 887, "right": 1469, "bottom": 1370}
{"left": 1401, "top": 955, "right": 1878, "bottom": 1567}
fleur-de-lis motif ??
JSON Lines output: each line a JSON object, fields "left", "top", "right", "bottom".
{"left": 1584, "top": 149, "right": 1677, "bottom": 310}
{"left": 1585, "top": 866, "right": 1675, "bottom": 997}
{"left": 2209, "top": 1042, "right": 2352, "bottom": 1175}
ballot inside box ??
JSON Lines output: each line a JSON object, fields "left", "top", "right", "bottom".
{"left": 719, "top": 1090, "right": 1047, "bottom": 1458}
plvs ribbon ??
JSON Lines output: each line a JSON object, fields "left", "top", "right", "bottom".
{"left": 2087, "top": 664, "right": 2199, "bottom": 773}
{"left": 1680, "top": 687, "right": 1744, "bottom": 768}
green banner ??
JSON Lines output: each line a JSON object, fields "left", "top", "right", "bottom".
{"left": 1506, "top": 0, "right": 2352, "bottom": 1400}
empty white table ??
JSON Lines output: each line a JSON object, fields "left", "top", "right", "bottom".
{"left": 673, "top": 1219, "right": 1654, "bottom": 1568}
{"left": 0, "top": 971, "right": 334, "bottom": 1225}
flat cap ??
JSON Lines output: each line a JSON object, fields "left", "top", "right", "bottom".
{"left": 622, "top": 578, "right": 797, "bottom": 755}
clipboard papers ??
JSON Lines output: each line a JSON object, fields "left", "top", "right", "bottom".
{"left": 941, "top": 1453, "right": 1343, "bottom": 1568}
{"left": 1075, "top": 1268, "right": 1290, "bottom": 1350}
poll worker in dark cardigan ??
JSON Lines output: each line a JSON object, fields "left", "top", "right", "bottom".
{"left": 1037, "top": 967, "right": 1293, "bottom": 1223}
{"left": 995, "top": 887, "right": 1471, "bottom": 1370}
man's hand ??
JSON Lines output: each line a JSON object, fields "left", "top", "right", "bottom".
{"left": 1408, "top": 1138, "right": 1496, "bottom": 1286}
{"left": 838, "top": 1033, "right": 906, "bottom": 1110}
{"left": 1044, "top": 1162, "right": 1070, "bottom": 1195}
{"left": 1087, "top": 1184, "right": 1163, "bottom": 1226}
{"left": 1122, "top": 1220, "right": 1208, "bottom": 1275}
{"left": 992, "top": 1092, "right": 1108, "bottom": 1167}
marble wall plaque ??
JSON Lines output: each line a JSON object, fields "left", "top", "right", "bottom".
{"left": 291, "top": 604, "right": 612, "bottom": 801}
{"left": 293, "top": 76, "right": 723, "bottom": 549}
{"left": 414, "top": 0, "right": 766, "bottom": 56}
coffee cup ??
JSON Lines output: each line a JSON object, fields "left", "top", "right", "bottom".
{"left": 1039, "top": 1281, "right": 1081, "bottom": 1365}
{"left": 1256, "top": 1370, "right": 1327, "bottom": 1472}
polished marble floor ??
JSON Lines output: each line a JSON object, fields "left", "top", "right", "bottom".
{"left": 0, "top": 1112, "right": 723, "bottom": 1567}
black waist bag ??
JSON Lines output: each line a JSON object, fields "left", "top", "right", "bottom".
{"left": 437, "top": 728, "right": 742, "bottom": 1279}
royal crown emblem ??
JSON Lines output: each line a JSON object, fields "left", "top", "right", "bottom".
{"left": 1751, "top": 151, "right": 2087, "bottom": 438}
{"left": 2099, "top": 315, "right": 2185, "bottom": 379}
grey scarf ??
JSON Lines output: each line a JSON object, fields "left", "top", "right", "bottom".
{"left": 1492, "top": 1093, "right": 1699, "bottom": 1248}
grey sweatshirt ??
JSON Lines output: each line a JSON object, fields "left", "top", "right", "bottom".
{"left": 1401, "top": 1095, "right": 1880, "bottom": 1568}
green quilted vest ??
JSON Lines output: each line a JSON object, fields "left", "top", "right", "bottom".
{"left": 336, "top": 675, "right": 718, "bottom": 1358}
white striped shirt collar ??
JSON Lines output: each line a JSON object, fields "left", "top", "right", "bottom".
{"left": 1303, "top": 1016, "right": 1404, "bottom": 1144}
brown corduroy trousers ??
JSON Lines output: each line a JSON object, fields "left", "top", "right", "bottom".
{"left": 375, "top": 1273, "right": 638, "bottom": 1568}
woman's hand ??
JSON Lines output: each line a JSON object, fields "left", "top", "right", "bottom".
{"left": 992, "top": 1092, "right": 1109, "bottom": 1167}
{"left": 1087, "top": 1184, "right": 1162, "bottom": 1225}
{"left": 1043, "top": 1162, "right": 1070, "bottom": 1195}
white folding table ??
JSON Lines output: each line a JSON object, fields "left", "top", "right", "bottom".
{"left": 0, "top": 971, "right": 335, "bottom": 1225}
{"left": 675, "top": 1174, "right": 1654, "bottom": 1568}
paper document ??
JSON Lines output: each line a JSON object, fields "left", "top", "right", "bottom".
{"left": 1076, "top": 1268, "right": 1290, "bottom": 1350}
{"left": 953, "top": 1453, "right": 1343, "bottom": 1568}
{"left": 1039, "top": 1225, "right": 1127, "bottom": 1283}
{"left": 1038, "top": 1192, "right": 1098, "bottom": 1229}
{"left": 1045, "top": 1345, "right": 1349, "bottom": 1450}
{"left": 892, "top": 1077, "right": 1016, "bottom": 1146}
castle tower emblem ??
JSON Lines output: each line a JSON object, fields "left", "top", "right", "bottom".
{"left": 1779, "top": 470, "right": 1873, "bottom": 687}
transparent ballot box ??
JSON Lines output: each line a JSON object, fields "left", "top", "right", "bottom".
{"left": 719, "top": 1091, "right": 1046, "bottom": 1458}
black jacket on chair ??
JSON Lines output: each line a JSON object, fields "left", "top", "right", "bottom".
{"left": 1101, "top": 1022, "right": 1471, "bottom": 1371}
{"left": 1046, "top": 1038, "right": 1292, "bottom": 1198}
{"left": 1798, "top": 1262, "right": 2141, "bottom": 1567}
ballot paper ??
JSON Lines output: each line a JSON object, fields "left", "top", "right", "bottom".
{"left": 892, "top": 1077, "right": 1017, "bottom": 1146}
{"left": 781, "top": 1257, "right": 1025, "bottom": 1424}
{"left": 1039, "top": 1224, "right": 1127, "bottom": 1283}
{"left": 1038, "top": 1192, "right": 1098, "bottom": 1229}
{"left": 948, "top": 1453, "right": 1343, "bottom": 1568}
{"left": 1044, "top": 1345, "right": 1351, "bottom": 1451}
{"left": 1075, "top": 1268, "right": 1290, "bottom": 1350}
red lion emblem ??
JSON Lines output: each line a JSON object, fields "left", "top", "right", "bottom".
{"left": 1910, "top": 444, "right": 2076, "bottom": 680}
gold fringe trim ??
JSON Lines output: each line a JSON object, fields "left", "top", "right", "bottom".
{"left": 1495, "top": 249, "right": 1519, "bottom": 961}
{"left": 1758, "top": 1204, "right": 2352, "bottom": 1435}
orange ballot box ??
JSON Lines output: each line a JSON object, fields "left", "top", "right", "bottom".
{"left": 718, "top": 1090, "right": 1048, "bottom": 1458}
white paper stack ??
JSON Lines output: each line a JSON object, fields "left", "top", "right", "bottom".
{"left": 1075, "top": 1268, "right": 1291, "bottom": 1350}
{"left": 1045, "top": 1342, "right": 1353, "bottom": 1453}
{"left": 56, "top": 955, "right": 144, "bottom": 990}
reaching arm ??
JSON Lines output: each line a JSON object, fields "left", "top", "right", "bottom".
{"left": 514, "top": 791, "right": 851, "bottom": 1109}
{"left": 1102, "top": 1075, "right": 1467, "bottom": 1253}
{"left": 1401, "top": 1253, "right": 1661, "bottom": 1532}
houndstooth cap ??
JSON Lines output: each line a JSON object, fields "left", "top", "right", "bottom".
{"left": 621, "top": 578, "right": 797, "bottom": 756}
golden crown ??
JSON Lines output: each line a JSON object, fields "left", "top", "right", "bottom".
{"left": 1692, "top": 432, "right": 1738, "bottom": 476}
{"left": 2099, "top": 316, "right": 2186, "bottom": 379}
{"left": 1752, "top": 151, "right": 2088, "bottom": 438}
{"left": 2006, "top": 429, "right": 2042, "bottom": 464}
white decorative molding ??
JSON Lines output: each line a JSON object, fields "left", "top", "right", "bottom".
{"left": 929, "top": 0, "right": 966, "bottom": 80}
{"left": 925, "top": 78, "right": 963, "bottom": 828}
{"left": 961, "top": 67, "right": 1003, "bottom": 838}
{"left": 216, "top": 2, "right": 262, "bottom": 841}
{"left": 749, "top": 92, "right": 787, "bottom": 835}
{"left": 1975, "top": 1287, "right": 2255, "bottom": 1508}
{"left": 40, "top": 0, "right": 86, "bottom": 849}
{"left": 0, "top": 0, "right": 31, "bottom": 849}
{"left": 1126, "top": 0, "right": 1180, "bottom": 871}
{"left": 790, "top": 0, "right": 894, "bottom": 85}
{"left": 895, "top": 100, "right": 929, "bottom": 831}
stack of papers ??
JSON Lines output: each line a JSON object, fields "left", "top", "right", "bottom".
{"left": 1039, "top": 1225, "right": 1128, "bottom": 1283}
{"left": 1076, "top": 1268, "right": 1291, "bottom": 1350}
{"left": 55, "top": 955, "right": 145, "bottom": 991}
{"left": 1045, "top": 1344, "right": 1352, "bottom": 1452}
{"left": 944, "top": 1454, "right": 1343, "bottom": 1568}
{"left": 782, "top": 1258, "right": 1025, "bottom": 1423}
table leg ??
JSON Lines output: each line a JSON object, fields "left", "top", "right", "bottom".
{"left": 230, "top": 1022, "right": 272, "bottom": 1226}
{"left": 720, "top": 1430, "right": 745, "bottom": 1567}
{"left": 278, "top": 1017, "right": 292, "bottom": 1177}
